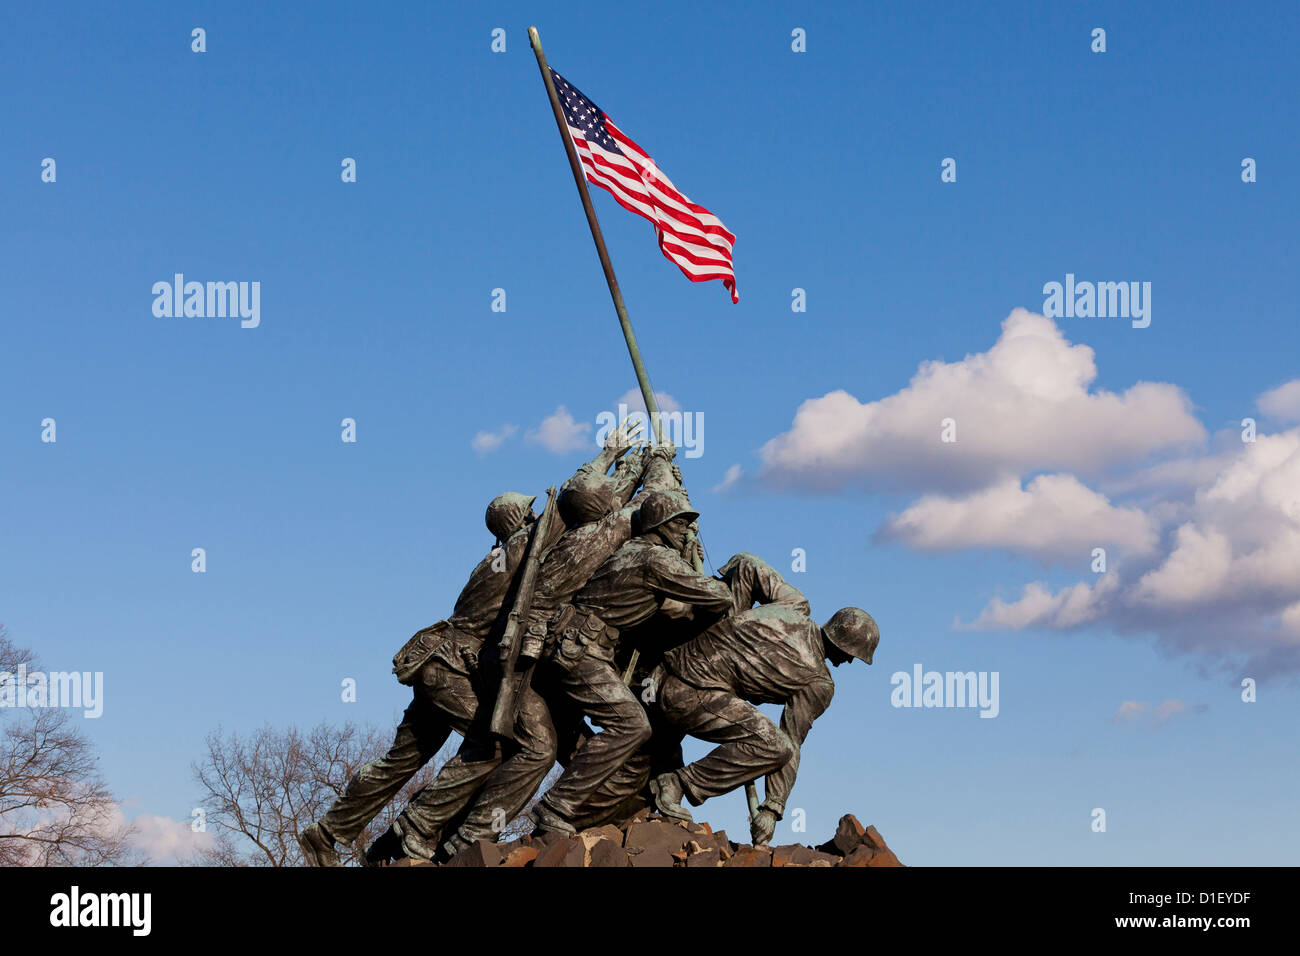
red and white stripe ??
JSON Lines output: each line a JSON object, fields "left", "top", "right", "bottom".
{"left": 566, "top": 116, "right": 738, "bottom": 303}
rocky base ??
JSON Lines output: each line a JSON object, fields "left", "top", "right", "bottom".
{"left": 388, "top": 809, "right": 903, "bottom": 868}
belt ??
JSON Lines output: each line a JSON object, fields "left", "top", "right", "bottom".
{"left": 551, "top": 604, "right": 619, "bottom": 662}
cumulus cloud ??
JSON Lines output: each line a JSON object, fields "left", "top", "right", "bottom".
{"left": 1258, "top": 380, "right": 1300, "bottom": 423}
{"left": 968, "top": 576, "right": 1117, "bottom": 630}
{"left": 526, "top": 406, "right": 592, "bottom": 454}
{"left": 880, "top": 474, "right": 1159, "bottom": 563}
{"left": 963, "top": 424, "right": 1300, "bottom": 675}
{"left": 470, "top": 423, "right": 518, "bottom": 455}
{"left": 758, "top": 309, "right": 1205, "bottom": 493}
{"left": 747, "top": 301, "right": 1300, "bottom": 675}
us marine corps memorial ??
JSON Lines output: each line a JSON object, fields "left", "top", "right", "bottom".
{"left": 297, "top": 428, "right": 902, "bottom": 869}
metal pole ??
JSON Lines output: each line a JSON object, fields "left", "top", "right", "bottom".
{"left": 528, "top": 25, "right": 706, "bottom": 689}
{"left": 527, "top": 25, "right": 665, "bottom": 446}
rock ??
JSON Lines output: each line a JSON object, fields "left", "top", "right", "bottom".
{"left": 533, "top": 837, "right": 586, "bottom": 868}
{"left": 628, "top": 846, "right": 675, "bottom": 868}
{"left": 501, "top": 845, "right": 540, "bottom": 867}
{"left": 445, "top": 839, "right": 504, "bottom": 868}
{"left": 836, "top": 828, "right": 904, "bottom": 867}
{"left": 588, "top": 838, "right": 630, "bottom": 868}
{"left": 838, "top": 846, "right": 875, "bottom": 867}
{"left": 619, "top": 806, "right": 655, "bottom": 830}
{"left": 772, "top": 845, "right": 814, "bottom": 868}
{"left": 624, "top": 820, "right": 691, "bottom": 854}
{"left": 579, "top": 825, "right": 625, "bottom": 864}
{"left": 723, "top": 845, "right": 772, "bottom": 868}
{"left": 817, "top": 813, "right": 868, "bottom": 856}
{"left": 381, "top": 810, "right": 902, "bottom": 868}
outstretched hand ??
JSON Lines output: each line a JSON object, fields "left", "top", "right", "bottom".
{"left": 605, "top": 417, "right": 646, "bottom": 458}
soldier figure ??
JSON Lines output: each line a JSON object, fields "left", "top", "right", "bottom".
{"left": 647, "top": 553, "right": 879, "bottom": 846}
{"left": 379, "top": 430, "right": 668, "bottom": 861}
{"left": 527, "top": 488, "right": 734, "bottom": 837}
{"left": 297, "top": 428, "right": 641, "bottom": 866}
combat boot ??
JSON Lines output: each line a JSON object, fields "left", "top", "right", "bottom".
{"left": 392, "top": 816, "right": 437, "bottom": 863}
{"left": 298, "top": 822, "right": 341, "bottom": 867}
{"left": 650, "top": 770, "right": 694, "bottom": 823}
{"left": 529, "top": 800, "right": 577, "bottom": 837}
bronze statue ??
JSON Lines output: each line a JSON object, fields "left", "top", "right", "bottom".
{"left": 648, "top": 554, "right": 878, "bottom": 845}
{"left": 297, "top": 427, "right": 641, "bottom": 866}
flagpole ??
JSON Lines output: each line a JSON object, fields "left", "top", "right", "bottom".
{"left": 527, "top": 25, "right": 749, "bottom": 819}
{"left": 527, "top": 25, "right": 666, "bottom": 447}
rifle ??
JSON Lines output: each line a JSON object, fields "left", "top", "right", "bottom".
{"left": 489, "top": 485, "right": 558, "bottom": 741}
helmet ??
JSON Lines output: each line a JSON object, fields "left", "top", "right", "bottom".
{"left": 558, "top": 473, "right": 620, "bottom": 527}
{"left": 637, "top": 489, "right": 699, "bottom": 535}
{"left": 485, "top": 493, "right": 536, "bottom": 544}
{"left": 823, "top": 607, "right": 879, "bottom": 665}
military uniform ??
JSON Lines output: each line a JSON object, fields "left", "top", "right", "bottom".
{"left": 315, "top": 514, "right": 563, "bottom": 849}
{"left": 534, "top": 514, "right": 734, "bottom": 823}
{"left": 392, "top": 451, "right": 673, "bottom": 849}
{"left": 655, "top": 554, "right": 833, "bottom": 819}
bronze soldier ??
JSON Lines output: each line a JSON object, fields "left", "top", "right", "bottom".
{"left": 297, "top": 429, "right": 641, "bottom": 866}
{"left": 647, "top": 553, "right": 879, "bottom": 846}
{"left": 380, "top": 434, "right": 671, "bottom": 861}
{"left": 527, "top": 487, "right": 734, "bottom": 837}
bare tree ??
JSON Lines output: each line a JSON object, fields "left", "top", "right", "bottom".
{"left": 0, "top": 626, "right": 138, "bottom": 866}
{"left": 189, "top": 719, "right": 561, "bottom": 865}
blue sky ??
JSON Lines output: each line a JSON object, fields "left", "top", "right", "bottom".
{"left": 3, "top": 0, "right": 1297, "bottom": 864}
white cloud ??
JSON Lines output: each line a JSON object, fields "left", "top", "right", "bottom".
{"left": 964, "top": 426, "right": 1300, "bottom": 673}
{"left": 470, "top": 423, "right": 518, "bottom": 455}
{"left": 758, "top": 309, "right": 1205, "bottom": 492}
{"left": 881, "top": 474, "right": 1158, "bottom": 563}
{"left": 1111, "top": 701, "right": 1148, "bottom": 723}
{"left": 713, "top": 463, "right": 743, "bottom": 494}
{"left": 614, "top": 388, "right": 682, "bottom": 416}
{"left": 526, "top": 405, "right": 592, "bottom": 454}
{"left": 1258, "top": 379, "right": 1300, "bottom": 423}
{"left": 1110, "top": 699, "right": 1197, "bottom": 727}
{"left": 128, "top": 811, "right": 215, "bottom": 863}
{"left": 969, "top": 576, "right": 1116, "bottom": 630}
{"left": 744, "top": 311, "right": 1300, "bottom": 674}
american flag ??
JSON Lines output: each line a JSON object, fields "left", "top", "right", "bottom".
{"left": 550, "top": 69, "right": 738, "bottom": 303}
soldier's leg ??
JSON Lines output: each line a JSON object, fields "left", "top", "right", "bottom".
{"left": 402, "top": 682, "right": 560, "bottom": 850}
{"left": 317, "top": 690, "right": 449, "bottom": 848}
{"left": 373, "top": 660, "right": 480, "bottom": 860}
{"left": 657, "top": 676, "right": 793, "bottom": 804}
{"left": 443, "top": 685, "right": 562, "bottom": 845}
{"left": 570, "top": 692, "right": 684, "bottom": 829}
{"left": 537, "top": 655, "right": 652, "bottom": 826}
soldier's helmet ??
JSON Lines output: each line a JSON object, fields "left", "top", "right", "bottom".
{"left": 823, "top": 607, "right": 879, "bottom": 665}
{"left": 485, "top": 492, "right": 536, "bottom": 545}
{"left": 637, "top": 489, "right": 700, "bottom": 535}
{"left": 557, "top": 473, "right": 622, "bottom": 527}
